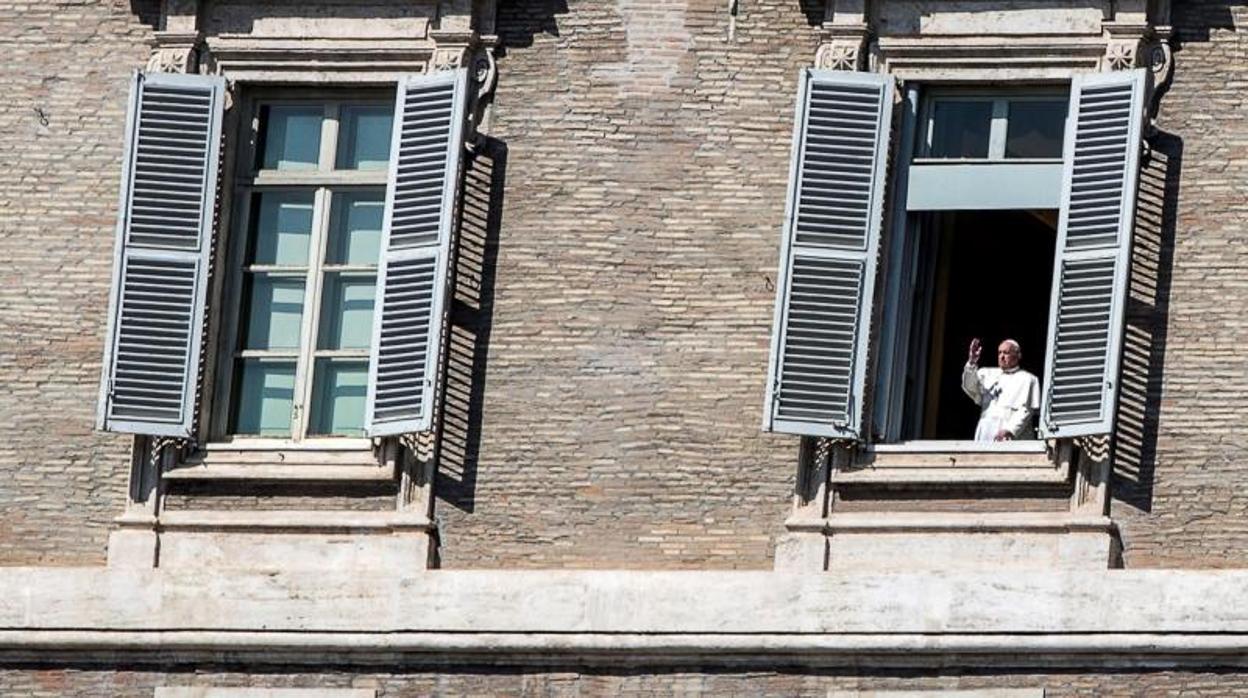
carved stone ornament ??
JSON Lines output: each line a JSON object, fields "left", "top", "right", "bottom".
{"left": 1104, "top": 40, "right": 1139, "bottom": 71}
{"left": 815, "top": 40, "right": 864, "bottom": 72}
{"left": 145, "top": 46, "right": 198, "bottom": 74}
{"left": 432, "top": 46, "right": 468, "bottom": 72}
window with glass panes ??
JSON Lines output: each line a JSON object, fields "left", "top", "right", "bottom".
{"left": 220, "top": 94, "right": 394, "bottom": 439}
{"left": 920, "top": 92, "right": 1067, "bottom": 160}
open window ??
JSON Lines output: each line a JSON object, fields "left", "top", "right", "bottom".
{"left": 876, "top": 87, "right": 1068, "bottom": 444}
{"left": 765, "top": 68, "right": 1149, "bottom": 450}
{"left": 96, "top": 70, "right": 470, "bottom": 450}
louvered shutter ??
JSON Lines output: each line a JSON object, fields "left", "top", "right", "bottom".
{"left": 763, "top": 69, "right": 895, "bottom": 439}
{"left": 1040, "top": 69, "right": 1148, "bottom": 437}
{"left": 365, "top": 69, "right": 469, "bottom": 436}
{"left": 96, "top": 72, "right": 226, "bottom": 438}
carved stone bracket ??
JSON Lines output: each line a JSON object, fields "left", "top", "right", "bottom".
{"left": 431, "top": 46, "right": 468, "bottom": 72}
{"left": 146, "top": 33, "right": 201, "bottom": 74}
{"left": 815, "top": 39, "right": 867, "bottom": 72}
{"left": 1102, "top": 18, "right": 1151, "bottom": 72}
{"left": 1103, "top": 39, "right": 1141, "bottom": 70}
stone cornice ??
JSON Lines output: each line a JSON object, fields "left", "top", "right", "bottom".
{"left": 2, "top": 569, "right": 1247, "bottom": 667}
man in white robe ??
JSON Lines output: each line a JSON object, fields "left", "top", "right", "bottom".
{"left": 962, "top": 338, "right": 1040, "bottom": 442}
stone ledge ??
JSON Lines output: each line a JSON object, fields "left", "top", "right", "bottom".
{"left": 0, "top": 568, "right": 1246, "bottom": 667}
{"left": 3, "top": 631, "right": 1248, "bottom": 669}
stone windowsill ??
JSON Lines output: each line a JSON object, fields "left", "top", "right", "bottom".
{"left": 833, "top": 439, "right": 1071, "bottom": 486}
{"left": 162, "top": 438, "right": 394, "bottom": 482}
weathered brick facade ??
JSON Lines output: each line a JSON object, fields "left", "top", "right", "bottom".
{"left": 1109, "top": 1, "right": 1248, "bottom": 568}
{"left": 0, "top": 0, "right": 156, "bottom": 565}
{"left": 436, "top": 0, "right": 823, "bottom": 569}
{"left": 1, "top": 0, "right": 1247, "bottom": 692}
{"left": 5, "top": 667, "right": 1248, "bottom": 697}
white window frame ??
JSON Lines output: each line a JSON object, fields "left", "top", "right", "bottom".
{"left": 208, "top": 87, "right": 394, "bottom": 448}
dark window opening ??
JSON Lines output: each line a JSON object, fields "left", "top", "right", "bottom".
{"left": 899, "top": 210, "right": 1057, "bottom": 440}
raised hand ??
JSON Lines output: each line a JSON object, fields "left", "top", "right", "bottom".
{"left": 968, "top": 337, "right": 982, "bottom": 366}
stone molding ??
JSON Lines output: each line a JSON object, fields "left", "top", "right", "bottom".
{"left": 816, "top": 0, "right": 1171, "bottom": 80}
{"left": 146, "top": 32, "right": 201, "bottom": 74}
{"left": 2, "top": 569, "right": 1248, "bottom": 667}
{"left": 815, "top": 39, "right": 866, "bottom": 72}
{"left": 140, "top": 0, "right": 496, "bottom": 81}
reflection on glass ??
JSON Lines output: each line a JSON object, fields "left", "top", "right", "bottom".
{"left": 317, "top": 273, "right": 376, "bottom": 350}
{"left": 249, "top": 191, "right": 315, "bottom": 266}
{"left": 309, "top": 360, "right": 368, "bottom": 436}
{"left": 337, "top": 105, "right": 394, "bottom": 170}
{"left": 1006, "top": 100, "right": 1067, "bottom": 159}
{"left": 232, "top": 360, "right": 296, "bottom": 436}
{"left": 243, "top": 275, "right": 305, "bottom": 349}
{"left": 326, "top": 190, "right": 384, "bottom": 265}
{"left": 260, "top": 105, "right": 322, "bottom": 171}
{"left": 929, "top": 100, "right": 993, "bottom": 159}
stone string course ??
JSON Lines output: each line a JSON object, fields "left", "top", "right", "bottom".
{"left": 3, "top": 669, "right": 1248, "bottom": 697}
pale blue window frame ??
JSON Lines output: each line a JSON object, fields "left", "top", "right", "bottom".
{"left": 212, "top": 89, "right": 394, "bottom": 443}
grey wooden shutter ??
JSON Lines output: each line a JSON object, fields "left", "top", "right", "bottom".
{"left": 1040, "top": 69, "right": 1148, "bottom": 437}
{"left": 96, "top": 71, "right": 226, "bottom": 438}
{"left": 365, "top": 69, "right": 469, "bottom": 436}
{"left": 763, "top": 69, "right": 895, "bottom": 439}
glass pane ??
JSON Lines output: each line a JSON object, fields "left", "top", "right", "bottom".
{"left": 249, "top": 191, "right": 315, "bottom": 266}
{"left": 326, "top": 190, "right": 384, "bottom": 265}
{"left": 231, "top": 360, "right": 296, "bottom": 436}
{"left": 309, "top": 360, "right": 368, "bottom": 436}
{"left": 259, "top": 105, "right": 322, "bottom": 171}
{"left": 929, "top": 100, "right": 993, "bottom": 159}
{"left": 317, "top": 273, "right": 376, "bottom": 350}
{"left": 242, "top": 275, "right": 305, "bottom": 349}
{"left": 1006, "top": 100, "right": 1068, "bottom": 159}
{"left": 337, "top": 105, "right": 394, "bottom": 170}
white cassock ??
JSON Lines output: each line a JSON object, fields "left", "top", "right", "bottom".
{"left": 961, "top": 363, "right": 1041, "bottom": 442}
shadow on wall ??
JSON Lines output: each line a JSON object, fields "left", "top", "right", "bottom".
{"left": 798, "top": 0, "right": 827, "bottom": 27}
{"left": 129, "top": 0, "right": 161, "bottom": 29}
{"left": 1172, "top": 2, "right": 1238, "bottom": 44}
{"left": 436, "top": 138, "right": 509, "bottom": 514}
{"left": 496, "top": 0, "right": 569, "bottom": 50}
{"left": 1113, "top": 130, "right": 1182, "bottom": 514}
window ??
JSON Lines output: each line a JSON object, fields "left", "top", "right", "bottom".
{"left": 96, "top": 71, "right": 471, "bottom": 445}
{"left": 763, "top": 68, "right": 1148, "bottom": 447}
{"left": 922, "top": 93, "right": 1067, "bottom": 161}
{"left": 878, "top": 88, "right": 1068, "bottom": 443}
{"left": 219, "top": 95, "right": 393, "bottom": 440}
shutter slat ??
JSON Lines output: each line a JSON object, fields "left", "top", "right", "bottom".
{"left": 97, "top": 72, "right": 224, "bottom": 437}
{"left": 364, "top": 69, "right": 468, "bottom": 436}
{"left": 1040, "top": 69, "right": 1147, "bottom": 438}
{"left": 764, "top": 70, "right": 894, "bottom": 439}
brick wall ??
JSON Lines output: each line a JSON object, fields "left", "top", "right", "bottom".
{"left": 0, "top": 0, "right": 1246, "bottom": 572}
{"left": 5, "top": 667, "right": 1248, "bottom": 697}
{"left": 1110, "top": 0, "right": 1248, "bottom": 568}
{"left": 0, "top": 1, "right": 156, "bottom": 565}
{"left": 433, "top": 0, "right": 822, "bottom": 569}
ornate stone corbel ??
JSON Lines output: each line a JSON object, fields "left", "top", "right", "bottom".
{"left": 815, "top": 39, "right": 866, "bottom": 72}
{"left": 819, "top": 0, "right": 869, "bottom": 72}
{"left": 147, "top": 0, "right": 203, "bottom": 74}
{"left": 1144, "top": 29, "right": 1175, "bottom": 134}
{"left": 431, "top": 46, "right": 468, "bottom": 72}
{"left": 1103, "top": 39, "right": 1141, "bottom": 71}
{"left": 146, "top": 35, "right": 200, "bottom": 74}
{"left": 429, "top": 23, "right": 478, "bottom": 73}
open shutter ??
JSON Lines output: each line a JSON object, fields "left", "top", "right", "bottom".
{"left": 1040, "top": 69, "right": 1148, "bottom": 438}
{"left": 763, "top": 69, "right": 895, "bottom": 439}
{"left": 96, "top": 72, "right": 225, "bottom": 438}
{"left": 365, "top": 69, "right": 469, "bottom": 436}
